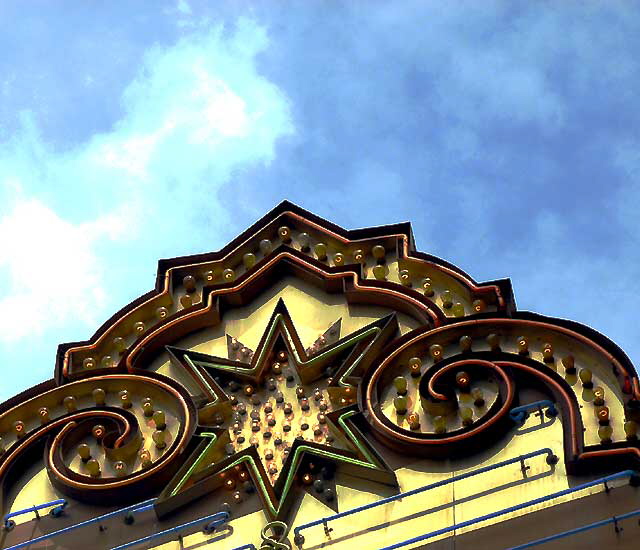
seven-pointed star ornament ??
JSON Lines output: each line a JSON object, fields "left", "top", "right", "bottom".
{"left": 155, "top": 298, "right": 399, "bottom": 521}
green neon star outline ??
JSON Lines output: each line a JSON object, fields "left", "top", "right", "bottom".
{"left": 157, "top": 299, "right": 399, "bottom": 520}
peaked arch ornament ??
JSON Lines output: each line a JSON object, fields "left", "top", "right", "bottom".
{"left": 1, "top": 201, "right": 639, "bottom": 529}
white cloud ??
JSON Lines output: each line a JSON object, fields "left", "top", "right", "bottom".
{"left": 0, "top": 193, "right": 129, "bottom": 341}
{"left": 0, "top": 18, "right": 294, "bottom": 343}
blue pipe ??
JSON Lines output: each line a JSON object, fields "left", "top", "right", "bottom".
{"left": 509, "top": 400, "right": 557, "bottom": 424}
{"left": 293, "top": 447, "right": 555, "bottom": 543}
{"left": 509, "top": 507, "right": 640, "bottom": 549}
{"left": 4, "top": 499, "right": 67, "bottom": 530}
{"left": 110, "top": 510, "right": 229, "bottom": 550}
{"left": 509, "top": 400, "right": 557, "bottom": 425}
{"left": 378, "top": 470, "right": 637, "bottom": 550}
{"left": 5, "top": 499, "right": 156, "bottom": 550}
{"left": 231, "top": 545, "right": 258, "bottom": 550}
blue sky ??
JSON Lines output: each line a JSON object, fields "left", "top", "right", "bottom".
{"left": 0, "top": 1, "right": 638, "bottom": 402}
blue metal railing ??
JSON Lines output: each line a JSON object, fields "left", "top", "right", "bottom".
{"left": 5, "top": 498, "right": 156, "bottom": 550}
{"left": 4, "top": 499, "right": 67, "bottom": 530}
{"left": 293, "top": 447, "right": 556, "bottom": 545}
{"left": 509, "top": 400, "right": 557, "bottom": 425}
{"left": 509, "top": 507, "right": 640, "bottom": 549}
{"left": 110, "top": 510, "right": 229, "bottom": 550}
{"left": 378, "top": 470, "right": 638, "bottom": 550}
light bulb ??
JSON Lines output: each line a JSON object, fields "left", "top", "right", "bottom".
{"left": 459, "top": 335, "right": 473, "bottom": 352}
{"left": 429, "top": 344, "right": 444, "bottom": 361}
{"left": 598, "top": 425, "right": 613, "bottom": 443}
{"left": 399, "top": 269, "right": 411, "bottom": 286}
{"left": 222, "top": 268, "right": 235, "bottom": 281}
{"left": 422, "top": 277, "right": 434, "bottom": 297}
{"left": 93, "top": 388, "right": 106, "bottom": 406}
{"left": 433, "top": 416, "right": 447, "bottom": 434}
{"left": 407, "top": 412, "right": 420, "bottom": 430}
{"left": 38, "top": 407, "right": 50, "bottom": 424}
{"left": 593, "top": 386, "right": 605, "bottom": 406}
{"left": 259, "top": 239, "right": 272, "bottom": 254}
{"left": 92, "top": 425, "right": 105, "bottom": 440}
{"left": 472, "top": 299, "right": 486, "bottom": 313}
{"left": 408, "top": 356, "right": 422, "bottom": 377}
{"left": 314, "top": 243, "right": 328, "bottom": 261}
{"left": 486, "top": 333, "right": 501, "bottom": 351}
{"left": 597, "top": 406, "right": 610, "bottom": 425}
{"left": 133, "top": 321, "right": 145, "bottom": 334}
{"left": 156, "top": 306, "right": 168, "bottom": 320}
{"left": 153, "top": 410, "right": 166, "bottom": 430}
{"left": 333, "top": 252, "right": 345, "bottom": 266}
{"left": 119, "top": 390, "right": 132, "bottom": 409}
{"left": 394, "top": 376, "right": 408, "bottom": 395}
{"left": 113, "top": 337, "right": 127, "bottom": 353}
{"left": 562, "top": 355, "right": 576, "bottom": 373}
{"left": 278, "top": 226, "right": 292, "bottom": 242}
{"left": 78, "top": 444, "right": 91, "bottom": 462}
{"left": 455, "top": 371, "right": 471, "bottom": 392}
{"left": 579, "top": 368, "right": 593, "bottom": 387}
{"left": 516, "top": 336, "right": 529, "bottom": 355}
{"left": 114, "top": 461, "right": 127, "bottom": 477}
{"left": 393, "top": 395, "right": 408, "bottom": 414}
{"left": 372, "top": 264, "right": 387, "bottom": 280}
{"left": 460, "top": 407, "right": 473, "bottom": 426}
{"left": 152, "top": 429, "right": 167, "bottom": 449}
{"left": 441, "top": 290, "right": 453, "bottom": 309}
{"left": 86, "top": 458, "right": 101, "bottom": 477}
{"left": 83, "top": 357, "right": 96, "bottom": 369}
{"left": 298, "top": 232, "right": 311, "bottom": 251}
{"left": 142, "top": 397, "right": 154, "bottom": 417}
{"left": 63, "top": 396, "right": 77, "bottom": 413}
{"left": 13, "top": 420, "right": 25, "bottom": 439}
{"left": 452, "top": 303, "right": 465, "bottom": 317}
{"left": 372, "top": 245, "right": 386, "bottom": 261}
{"left": 183, "top": 275, "right": 196, "bottom": 292}
{"left": 243, "top": 253, "right": 256, "bottom": 269}
{"left": 542, "top": 343, "right": 554, "bottom": 363}
{"left": 140, "top": 450, "right": 152, "bottom": 469}
{"left": 179, "top": 294, "right": 193, "bottom": 308}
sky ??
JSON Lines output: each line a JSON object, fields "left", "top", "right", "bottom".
{"left": 0, "top": 1, "right": 639, "bottom": 403}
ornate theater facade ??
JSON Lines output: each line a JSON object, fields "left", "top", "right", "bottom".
{"left": 1, "top": 202, "right": 639, "bottom": 549}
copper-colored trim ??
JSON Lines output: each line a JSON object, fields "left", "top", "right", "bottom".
{"left": 285, "top": 211, "right": 505, "bottom": 306}
{"left": 0, "top": 410, "right": 131, "bottom": 480}
{"left": 365, "top": 318, "right": 638, "bottom": 402}
{"left": 366, "top": 359, "right": 514, "bottom": 445}
{"left": 0, "top": 374, "right": 195, "bottom": 492}
{"left": 60, "top": 207, "right": 505, "bottom": 378}
{"left": 579, "top": 447, "right": 640, "bottom": 461}
{"left": 124, "top": 251, "right": 441, "bottom": 372}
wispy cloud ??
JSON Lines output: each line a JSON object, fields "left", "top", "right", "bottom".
{"left": 0, "top": 17, "right": 293, "bottom": 396}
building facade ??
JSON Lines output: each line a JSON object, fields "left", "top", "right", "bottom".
{"left": 1, "top": 201, "right": 639, "bottom": 549}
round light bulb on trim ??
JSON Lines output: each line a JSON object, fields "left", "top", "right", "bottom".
{"left": 243, "top": 253, "right": 256, "bottom": 269}
{"left": 183, "top": 275, "right": 196, "bottom": 292}
{"left": 259, "top": 239, "right": 273, "bottom": 254}
{"left": 278, "top": 226, "right": 292, "bottom": 243}
{"left": 459, "top": 335, "right": 473, "bottom": 352}
{"left": 314, "top": 242, "right": 328, "bottom": 261}
{"left": 394, "top": 376, "right": 408, "bottom": 395}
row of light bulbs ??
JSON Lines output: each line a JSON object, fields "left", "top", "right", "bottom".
{"left": 77, "top": 226, "right": 487, "bottom": 372}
